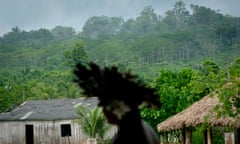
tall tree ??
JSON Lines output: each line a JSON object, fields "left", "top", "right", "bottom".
{"left": 81, "top": 16, "right": 124, "bottom": 38}
{"left": 63, "top": 43, "right": 89, "bottom": 67}
{"left": 51, "top": 26, "right": 76, "bottom": 40}
{"left": 135, "top": 6, "right": 159, "bottom": 35}
{"left": 163, "top": 1, "right": 190, "bottom": 31}
{"left": 141, "top": 69, "right": 202, "bottom": 126}
{"left": 216, "top": 58, "right": 240, "bottom": 118}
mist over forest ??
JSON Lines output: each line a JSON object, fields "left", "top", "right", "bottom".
{"left": 0, "top": 2, "right": 240, "bottom": 140}
{"left": 1, "top": 2, "right": 239, "bottom": 70}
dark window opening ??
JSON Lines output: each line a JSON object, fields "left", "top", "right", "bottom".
{"left": 61, "top": 124, "right": 71, "bottom": 137}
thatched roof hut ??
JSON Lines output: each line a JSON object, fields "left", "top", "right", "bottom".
{"left": 157, "top": 79, "right": 240, "bottom": 144}
{"left": 157, "top": 93, "right": 240, "bottom": 132}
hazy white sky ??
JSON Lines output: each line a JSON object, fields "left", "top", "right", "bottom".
{"left": 0, "top": 0, "right": 239, "bottom": 36}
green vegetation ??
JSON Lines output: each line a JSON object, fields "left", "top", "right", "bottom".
{"left": 75, "top": 105, "right": 110, "bottom": 139}
{"left": 0, "top": 2, "right": 239, "bottom": 136}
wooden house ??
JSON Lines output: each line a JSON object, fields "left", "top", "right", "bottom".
{"left": 0, "top": 97, "right": 113, "bottom": 144}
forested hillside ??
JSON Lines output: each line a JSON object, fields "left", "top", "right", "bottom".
{"left": 0, "top": 1, "right": 240, "bottom": 131}
{"left": 1, "top": 2, "right": 240, "bottom": 71}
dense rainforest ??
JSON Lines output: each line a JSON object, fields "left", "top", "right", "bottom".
{"left": 0, "top": 2, "right": 240, "bottom": 138}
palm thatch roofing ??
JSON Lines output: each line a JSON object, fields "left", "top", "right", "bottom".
{"left": 157, "top": 93, "right": 240, "bottom": 132}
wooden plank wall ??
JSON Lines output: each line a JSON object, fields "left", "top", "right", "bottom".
{"left": 0, "top": 120, "right": 84, "bottom": 144}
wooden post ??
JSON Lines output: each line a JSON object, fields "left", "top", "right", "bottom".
{"left": 185, "top": 127, "right": 192, "bottom": 144}
{"left": 207, "top": 128, "right": 212, "bottom": 144}
{"left": 237, "top": 128, "right": 240, "bottom": 144}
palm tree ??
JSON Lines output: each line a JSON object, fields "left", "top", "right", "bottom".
{"left": 75, "top": 105, "right": 110, "bottom": 139}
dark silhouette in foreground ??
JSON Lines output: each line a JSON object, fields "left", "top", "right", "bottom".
{"left": 74, "top": 62, "right": 161, "bottom": 144}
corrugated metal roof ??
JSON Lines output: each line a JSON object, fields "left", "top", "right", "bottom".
{"left": 0, "top": 97, "right": 98, "bottom": 121}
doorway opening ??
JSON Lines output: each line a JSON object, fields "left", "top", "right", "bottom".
{"left": 25, "top": 124, "right": 34, "bottom": 144}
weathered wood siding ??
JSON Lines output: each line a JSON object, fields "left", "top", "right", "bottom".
{"left": 0, "top": 120, "right": 85, "bottom": 144}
